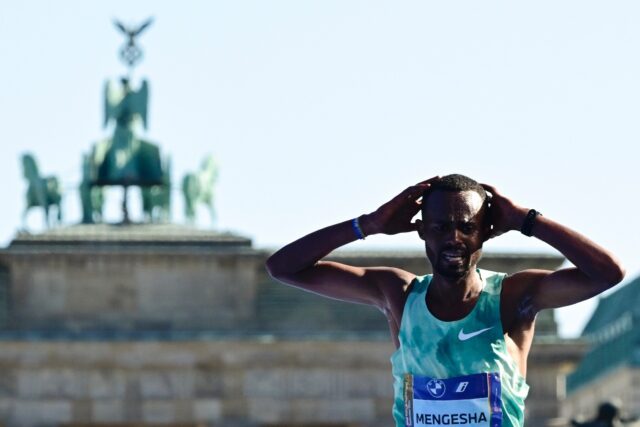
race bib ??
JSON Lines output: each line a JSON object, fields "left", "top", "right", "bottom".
{"left": 403, "top": 372, "right": 502, "bottom": 427}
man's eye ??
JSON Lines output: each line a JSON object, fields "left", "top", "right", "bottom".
{"left": 462, "top": 224, "right": 475, "bottom": 234}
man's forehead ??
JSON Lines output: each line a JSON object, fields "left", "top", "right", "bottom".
{"left": 423, "top": 190, "right": 484, "bottom": 219}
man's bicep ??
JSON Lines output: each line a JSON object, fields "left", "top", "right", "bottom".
{"left": 273, "top": 260, "right": 403, "bottom": 309}
{"left": 522, "top": 268, "right": 610, "bottom": 311}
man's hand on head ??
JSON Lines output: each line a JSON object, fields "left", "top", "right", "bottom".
{"left": 360, "top": 176, "right": 440, "bottom": 236}
{"left": 480, "top": 183, "right": 529, "bottom": 240}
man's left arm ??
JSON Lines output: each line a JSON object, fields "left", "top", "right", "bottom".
{"left": 482, "top": 184, "right": 626, "bottom": 311}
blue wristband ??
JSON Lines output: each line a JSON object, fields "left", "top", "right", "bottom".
{"left": 351, "top": 217, "right": 366, "bottom": 240}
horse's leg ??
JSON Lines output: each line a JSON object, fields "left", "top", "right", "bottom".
{"left": 207, "top": 201, "right": 216, "bottom": 225}
{"left": 22, "top": 206, "right": 29, "bottom": 230}
{"left": 44, "top": 205, "right": 50, "bottom": 228}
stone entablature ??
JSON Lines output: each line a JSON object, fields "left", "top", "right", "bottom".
{"left": 0, "top": 225, "right": 564, "bottom": 337}
{"left": 0, "top": 225, "right": 261, "bottom": 334}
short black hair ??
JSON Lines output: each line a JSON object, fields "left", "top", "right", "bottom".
{"left": 422, "top": 174, "right": 487, "bottom": 204}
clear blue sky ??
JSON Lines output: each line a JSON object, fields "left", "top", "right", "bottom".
{"left": 1, "top": 1, "right": 639, "bottom": 337}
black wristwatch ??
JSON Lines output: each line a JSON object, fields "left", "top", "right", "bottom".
{"left": 521, "top": 209, "right": 541, "bottom": 237}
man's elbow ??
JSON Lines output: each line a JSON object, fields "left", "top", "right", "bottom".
{"left": 265, "top": 257, "right": 283, "bottom": 280}
{"left": 606, "top": 262, "right": 626, "bottom": 287}
{"left": 264, "top": 255, "right": 297, "bottom": 281}
{"left": 599, "top": 258, "right": 626, "bottom": 288}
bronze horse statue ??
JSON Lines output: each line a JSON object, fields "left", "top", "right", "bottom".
{"left": 21, "top": 153, "right": 62, "bottom": 228}
{"left": 182, "top": 155, "right": 218, "bottom": 224}
{"left": 142, "top": 156, "right": 171, "bottom": 223}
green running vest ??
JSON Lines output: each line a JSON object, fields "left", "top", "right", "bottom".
{"left": 390, "top": 269, "right": 529, "bottom": 426}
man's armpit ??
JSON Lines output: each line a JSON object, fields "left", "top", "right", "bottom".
{"left": 501, "top": 270, "right": 552, "bottom": 328}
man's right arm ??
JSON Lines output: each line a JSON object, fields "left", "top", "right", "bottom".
{"left": 265, "top": 220, "right": 406, "bottom": 310}
{"left": 265, "top": 178, "right": 438, "bottom": 312}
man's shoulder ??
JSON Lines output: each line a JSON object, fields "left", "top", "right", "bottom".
{"left": 477, "top": 269, "right": 507, "bottom": 295}
{"left": 501, "top": 269, "right": 552, "bottom": 290}
{"left": 366, "top": 266, "right": 417, "bottom": 289}
{"left": 479, "top": 269, "right": 506, "bottom": 279}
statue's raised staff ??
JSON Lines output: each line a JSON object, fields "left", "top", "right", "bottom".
{"left": 113, "top": 18, "right": 153, "bottom": 69}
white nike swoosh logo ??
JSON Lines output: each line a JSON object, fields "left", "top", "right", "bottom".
{"left": 458, "top": 327, "right": 493, "bottom": 341}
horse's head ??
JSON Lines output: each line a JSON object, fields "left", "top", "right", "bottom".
{"left": 21, "top": 153, "right": 40, "bottom": 180}
{"left": 200, "top": 155, "right": 218, "bottom": 182}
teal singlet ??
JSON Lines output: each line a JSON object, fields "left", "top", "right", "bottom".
{"left": 390, "top": 269, "right": 529, "bottom": 427}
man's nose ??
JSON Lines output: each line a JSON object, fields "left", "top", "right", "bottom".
{"left": 445, "top": 227, "right": 464, "bottom": 244}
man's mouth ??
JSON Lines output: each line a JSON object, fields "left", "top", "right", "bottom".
{"left": 440, "top": 248, "right": 467, "bottom": 263}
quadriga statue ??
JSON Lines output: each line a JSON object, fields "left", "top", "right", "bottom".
{"left": 93, "top": 77, "right": 163, "bottom": 187}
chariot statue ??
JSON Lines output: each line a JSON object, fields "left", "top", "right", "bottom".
{"left": 82, "top": 17, "right": 171, "bottom": 223}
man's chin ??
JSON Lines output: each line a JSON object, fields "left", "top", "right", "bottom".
{"left": 434, "top": 263, "right": 470, "bottom": 280}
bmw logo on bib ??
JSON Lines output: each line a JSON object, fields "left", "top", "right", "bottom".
{"left": 426, "top": 379, "right": 446, "bottom": 398}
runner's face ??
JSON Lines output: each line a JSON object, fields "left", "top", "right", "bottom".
{"left": 421, "top": 190, "right": 486, "bottom": 279}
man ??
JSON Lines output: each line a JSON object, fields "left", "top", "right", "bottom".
{"left": 572, "top": 400, "right": 628, "bottom": 427}
{"left": 266, "top": 174, "right": 625, "bottom": 427}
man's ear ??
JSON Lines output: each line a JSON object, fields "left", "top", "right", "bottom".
{"left": 415, "top": 219, "right": 425, "bottom": 240}
{"left": 482, "top": 198, "right": 494, "bottom": 241}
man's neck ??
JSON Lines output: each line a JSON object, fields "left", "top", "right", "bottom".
{"left": 430, "top": 268, "right": 483, "bottom": 305}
